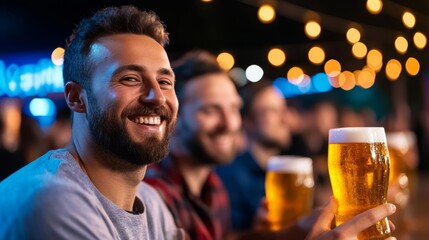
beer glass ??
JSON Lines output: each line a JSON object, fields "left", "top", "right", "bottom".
{"left": 328, "top": 127, "right": 391, "bottom": 240}
{"left": 386, "top": 131, "right": 416, "bottom": 207}
{"left": 265, "top": 156, "right": 314, "bottom": 231}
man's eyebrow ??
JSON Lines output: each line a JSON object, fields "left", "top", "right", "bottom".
{"left": 158, "top": 68, "right": 175, "bottom": 79}
{"left": 112, "top": 64, "right": 145, "bottom": 75}
{"left": 112, "top": 65, "right": 175, "bottom": 79}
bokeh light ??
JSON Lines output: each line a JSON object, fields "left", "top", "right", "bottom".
{"left": 324, "top": 59, "right": 341, "bottom": 77}
{"left": 395, "top": 36, "right": 408, "bottom": 54}
{"left": 366, "top": 49, "right": 383, "bottom": 72}
{"left": 312, "top": 73, "right": 332, "bottom": 92}
{"left": 402, "top": 11, "right": 416, "bottom": 29}
{"left": 338, "top": 71, "right": 356, "bottom": 91}
{"left": 414, "top": 32, "right": 427, "bottom": 49}
{"left": 229, "top": 67, "right": 247, "bottom": 86}
{"left": 405, "top": 57, "right": 420, "bottom": 76}
{"left": 346, "top": 28, "right": 361, "bottom": 44}
{"left": 51, "top": 47, "right": 65, "bottom": 66}
{"left": 308, "top": 46, "right": 325, "bottom": 65}
{"left": 385, "top": 59, "right": 402, "bottom": 81}
{"left": 366, "top": 0, "right": 383, "bottom": 15}
{"left": 356, "top": 67, "right": 376, "bottom": 89}
{"left": 258, "top": 4, "right": 276, "bottom": 24}
{"left": 217, "top": 52, "right": 235, "bottom": 71}
{"left": 352, "top": 42, "right": 367, "bottom": 59}
{"left": 305, "top": 21, "right": 321, "bottom": 39}
{"left": 245, "top": 64, "right": 264, "bottom": 82}
{"left": 287, "top": 66, "right": 305, "bottom": 85}
{"left": 268, "top": 48, "right": 286, "bottom": 66}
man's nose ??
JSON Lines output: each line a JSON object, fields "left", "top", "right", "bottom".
{"left": 139, "top": 81, "right": 166, "bottom": 106}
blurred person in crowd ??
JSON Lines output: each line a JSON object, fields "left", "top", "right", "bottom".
{"left": 0, "top": 113, "right": 25, "bottom": 181}
{"left": 339, "top": 107, "right": 367, "bottom": 127}
{"left": 45, "top": 107, "right": 72, "bottom": 149}
{"left": 17, "top": 115, "right": 49, "bottom": 164}
{"left": 0, "top": 5, "right": 184, "bottom": 239}
{"left": 216, "top": 80, "right": 310, "bottom": 231}
{"left": 301, "top": 101, "right": 339, "bottom": 207}
{"left": 145, "top": 51, "right": 397, "bottom": 240}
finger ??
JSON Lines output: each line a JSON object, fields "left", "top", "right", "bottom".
{"left": 308, "top": 197, "right": 337, "bottom": 236}
{"left": 388, "top": 220, "right": 396, "bottom": 232}
{"left": 335, "top": 203, "right": 396, "bottom": 236}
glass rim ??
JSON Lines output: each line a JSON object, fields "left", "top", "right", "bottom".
{"left": 329, "top": 127, "right": 386, "bottom": 144}
{"left": 267, "top": 155, "right": 313, "bottom": 173}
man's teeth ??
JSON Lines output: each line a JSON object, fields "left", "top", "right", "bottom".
{"left": 133, "top": 116, "right": 161, "bottom": 125}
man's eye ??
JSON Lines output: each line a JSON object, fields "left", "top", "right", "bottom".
{"left": 158, "top": 79, "right": 173, "bottom": 89}
{"left": 123, "top": 77, "right": 139, "bottom": 82}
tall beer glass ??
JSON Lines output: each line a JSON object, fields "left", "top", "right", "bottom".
{"left": 386, "top": 131, "right": 415, "bottom": 207}
{"left": 265, "top": 156, "right": 314, "bottom": 231}
{"left": 328, "top": 127, "right": 391, "bottom": 240}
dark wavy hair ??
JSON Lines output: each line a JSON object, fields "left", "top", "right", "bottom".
{"left": 172, "top": 50, "right": 226, "bottom": 103}
{"left": 63, "top": 5, "right": 169, "bottom": 89}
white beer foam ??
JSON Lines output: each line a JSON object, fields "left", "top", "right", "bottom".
{"left": 267, "top": 155, "right": 313, "bottom": 174}
{"left": 329, "top": 127, "right": 387, "bottom": 144}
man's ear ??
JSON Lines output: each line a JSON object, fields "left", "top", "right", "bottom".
{"left": 64, "top": 82, "right": 86, "bottom": 113}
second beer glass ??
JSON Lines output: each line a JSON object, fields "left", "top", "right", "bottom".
{"left": 328, "top": 127, "right": 391, "bottom": 240}
{"left": 265, "top": 156, "right": 314, "bottom": 230}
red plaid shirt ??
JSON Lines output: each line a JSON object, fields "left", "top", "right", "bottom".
{"left": 144, "top": 156, "right": 230, "bottom": 240}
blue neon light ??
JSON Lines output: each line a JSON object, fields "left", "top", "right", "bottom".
{"left": 0, "top": 59, "right": 64, "bottom": 97}
{"left": 29, "top": 98, "right": 55, "bottom": 117}
{"left": 272, "top": 72, "right": 333, "bottom": 98}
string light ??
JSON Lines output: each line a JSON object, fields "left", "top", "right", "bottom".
{"left": 217, "top": 52, "right": 235, "bottom": 71}
{"left": 258, "top": 4, "right": 276, "bottom": 24}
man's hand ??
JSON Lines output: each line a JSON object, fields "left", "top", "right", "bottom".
{"left": 306, "top": 198, "right": 397, "bottom": 240}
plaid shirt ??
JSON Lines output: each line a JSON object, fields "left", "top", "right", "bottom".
{"left": 144, "top": 156, "right": 230, "bottom": 240}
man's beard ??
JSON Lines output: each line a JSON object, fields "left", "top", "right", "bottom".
{"left": 87, "top": 94, "right": 175, "bottom": 168}
{"left": 257, "top": 134, "right": 289, "bottom": 150}
{"left": 182, "top": 122, "right": 237, "bottom": 166}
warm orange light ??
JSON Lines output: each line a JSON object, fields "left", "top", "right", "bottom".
{"left": 346, "top": 28, "right": 361, "bottom": 44}
{"left": 385, "top": 59, "right": 402, "bottom": 81}
{"left": 324, "top": 59, "right": 341, "bottom": 77}
{"left": 287, "top": 66, "right": 305, "bottom": 85}
{"left": 395, "top": 36, "right": 408, "bottom": 54}
{"left": 268, "top": 48, "right": 286, "bottom": 67}
{"left": 258, "top": 4, "right": 276, "bottom": 24}
{"left": 352, "top": 42, "right": 367, "bottom": 59}
{"left": 338, "top": 71, "right": 356, "bottom": 91}
{"left": 414, "top": 32, "right": 427, "bottom": 49}
{"left": 402, "top": 11, "right": 416, "bottom": 29}
{"left": 366, "top": 0, "right": 383, "bottom": 15}
{"left": 51, "top": 47, "right": 65, "bottom": 66}
{"left": 308, "top": 46, "right": 325, "bottom": 65}
{"left": 305, "top": 21, "right": 321, "bottom": 39}
{"left": 405, "top": 57, "right": 420, "bottom": 76}
{"left": 216, "top": 52, "right": 235, "bottom": 71}
{"left": 366, "top": 49, "right": 383, "bottom": 72}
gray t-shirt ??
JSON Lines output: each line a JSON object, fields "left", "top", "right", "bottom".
{"left": 0, "top": 149, "right": 184, "bottom": 240}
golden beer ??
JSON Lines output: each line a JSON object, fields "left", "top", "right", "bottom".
{"left": 386, "top": 131, "right": 417, "bottom": 209}
{"left": 265, "top": 156, "right": 314, "bottom": 231}
{"left": 328, "top": 127, "right": 391, "bottom": 240}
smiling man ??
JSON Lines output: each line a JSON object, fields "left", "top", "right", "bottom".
{"left": 0, "top": 6, "right": 183, "bottom": 239}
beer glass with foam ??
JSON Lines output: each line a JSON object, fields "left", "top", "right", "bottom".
{"left": 386, "top": 131, "right": 417, "bottom": 208}
{"left": 265, "top": 156, "right": 314, "bottom": 230}
{"left": 328, "top": 127, "right": 391, "bottom": 240}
